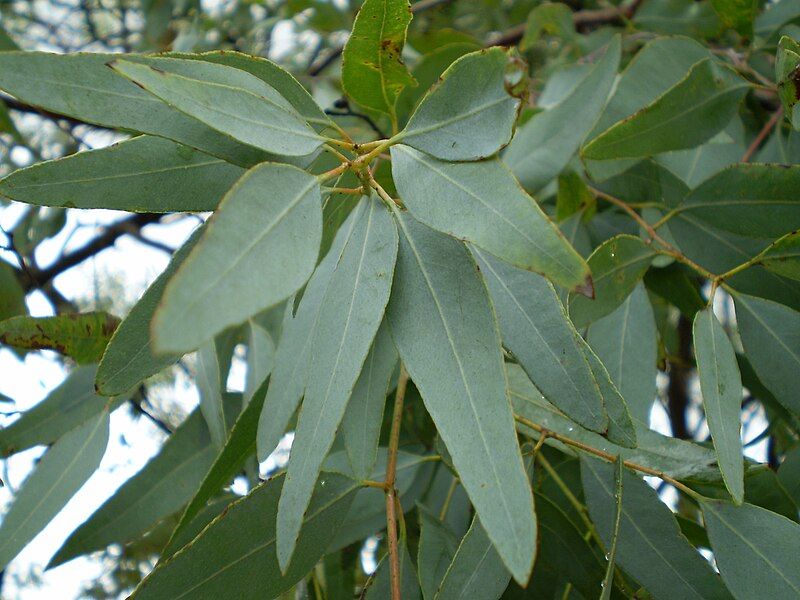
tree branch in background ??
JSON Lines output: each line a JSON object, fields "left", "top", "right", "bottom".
{"left": 667, "top": 315, "right": 693, "bottom": 440}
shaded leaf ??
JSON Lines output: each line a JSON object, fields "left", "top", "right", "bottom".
{"left": 755, "top": 230, "right": 800, "bottom": 282}
{"left": 418, "top": 505, "right": 459, "bottom": 600}
{"left": 600, "top": 458, "right": 624, "bottom": 600}
{"left": 244, "top": 319, "right": 274, "bottom": 405}
{"left": 0, "top": 261, "right": 26, "bottom": 323}
{"left": 386, "top": 213, "right": 536, "bottom": 584}
{"left": 366, "top": 541, "right": 421, "bottom": 599}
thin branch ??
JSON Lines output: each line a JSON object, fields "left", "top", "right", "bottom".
{"left": 741, "top": 108, "right": 783, "bottom": 162}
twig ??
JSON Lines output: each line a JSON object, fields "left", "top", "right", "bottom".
{"left": 741, "top": 108, "right": 783, "bottom": 162}
{"left": 384, "top": 365, "right": 409, "bottom": 600}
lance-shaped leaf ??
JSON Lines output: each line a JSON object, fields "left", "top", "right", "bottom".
{"left": 0, "top": 136, "right": 244, "bottom": 212}
{"left": 166, "top": 382, "right": 267, "bottom": 552}
{"left": 569, "top": 235, "right": 657, "bottom": 329}
{"left": 110, "top": 59, "right": 323, "bottom": 157}
{"left": 754, "top": 231, "right": 800, "bottom": 281}
{"left": 435, "top": 516, "right": 511, "bottom": 599}
{"left": 734, "top": 293, "right": 800, "bottom": 415}
{"left": 367, "top": 542, "right": 421, "bottom": 599}
{"left": 244, "top": 320, "right": 274, "bottom": 405}
{"left": 693, "top": 308, "right": 744, "bottom": 503}
{"left": 398, "top": 48, "right": 523, "bottom": 161}
{"left": 96, "top": 225, "right": 203, "bottom": 396}
{"left": 580, "top": 456, "right": 732, "bottom": 600}
{"left": 505, "top": 35, "right": 620, "bottom": 191}
{"left": 702, "top": 500, "right": 800, "bottom": 599}
{"left": 196, "top": 338, "right": 232, "bottom": 449}
{"left": 0, "top": 411, "right": 109, "bottom": 571}
{"left": 341, "top": 0, "right": 415, "bottom": 119}
{"left": 583, "top": 59, "right": 748, "bottom": 160}
{"left": 130, "top": 472, "right": 358, "bottom": 600}
{"left": 386, "top": 213, "right": 536, "bottom": 584}
{"left": 508, "top": 364, "right": 720, "bottom": 480}
{"left": 392, "top": 145, "right": 591, "bottom": 291}
{"left": 471, "top": 247, "right": 607, "bottom": 433}
{"left": 0, "top": 365, "right": 123, "bottom": 457}
{"left": 677, "top": 164, "right": 800, "bottom": 239}
{"left": 418, "top": 505, "right": 459, "bottom": 600}
{"left": 600, "top": 458, "right": 624, "bottom": 600}
{"left": 277, "top": 196, "right": 397, "bottom": 572}
{"left": 587, "top": 283, "right": 658, "bottom": 424}
{"left": 49, "top": 408, "right": 217, "bottom": 567}
{"left": 0, "top": 52, "right": 270, "bottom": 166}
{"left": 153, "top": 163, "right": 322, "bottom": 354}
{"left": 256, "top": 201, "right": 365, "bottom": 461}
{"left": 340, "top": 320, "right": 398, "bottom": 480}
{"left": 0, "top": 312, "right": 119, "bottom": 365}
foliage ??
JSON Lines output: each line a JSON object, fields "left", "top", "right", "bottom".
{"left": 0, "top": 0, "right": 800, "bottom": 598}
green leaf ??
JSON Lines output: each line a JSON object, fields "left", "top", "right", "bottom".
{"left": 702, "top": 500, "right": 800, "bottom": 599}
{"left": 0, "top": 312, "right": 119, "bottom": 364}
{"left": 755, "top": 230, "right": 800, "bottom": 281}
{"left": 734, "top": 293, "right": 800, "bottom": 415}
{"left": 386, "top": 213, "right": 536, "bottom": 584}
{"left": 0, "top": 261, "right": 26, "bottom": 323}
{"left": 582, "top": 59, "right": 748, "bottom": 160}
{"left": 0, "top": 136, "right": 244, "bottom": 212}
{"left": 340, "top": 320, "right": 397, "bottom": 480}
{"left": 677, "top": 164, "right": 800, "bottom": 239}
{"left": 556, "top": 171, "right": 595, "bottom": 222}
{"left": 277, "top": 196, "right": 397, "bottom": 572}
{"left": 391, "top": 145, "right": 591, "bottom": 291}
{"left": 130, "top": 472, "right": 358, "bottom": 600}
{"left": 778, "top": 446, "right": 800, "bottom": 507}
{"left": 196, "top": 337, "right": 234, "bottom": 449}
{"left": 519, "top": 2, "right": 575, "bottom": 50}
{"left": 110, "top": 59, "right": 323, "bottom": 158}
{"left": 580, "top": 456, "right": 732, "bottom": 600}
{"left": 634, "top": 0, "right": 722, "bottom": 37}
{"left": 0, "top": 411, "right": 109, "bottom": 571}
{"left": 244, "top": 320, "right": 274, "bottom": 405}
{"left": 587, "top": 283, "right": 658, "bottom": 424}
{"left": 0, "top": 52, "right": 270, "bottom": 167}
{"left": 398, "top": 48, "right": 523, "bottom": 161}
{"left": 777, "top": 36, "right": 800, "bottom": 124}
{"left": 508, "top": 364, "right": 720, "bottom": 479}
{"left": 471, "top": 247, "right": 607, "bottom": 433}
{"left": 49, "top": 408, "right": 217, "bottom": 568}
{"left": 341, "top": 0, "right": 415, "bottom": 119}
{"left": 505, "top": 35, "right": 620, "bottom": 191}
{"left": 366, "top": 542, "right": 421, "bottom": 599}
{"left": 418, "top": 505, "right": 459, "bottom": 600}
{"left": 569, "top": 235, "right": 657, "bottom": 329}
{"left": 152, "top": 163, "right": 322, "bottom": 354}
{"left": 710, "top": 0, "right": 756, "bottom": 36}
{"left": 96, "top": 225, "right": 203, "bottom": 396}
{"left": 599, "top": 458, "right": 623, "bottom": 600}
{"left": 435, "top": 516, "right": 511, "bottom": 599}
{"left": 693, "top": 308, "right": 744, "bottom": 503}
{"left": 0, "top": 365, "right": 123, "bottom": 457}
{"left": 255, "top": 201, "right": 364, "bottom": 462}
{"left": 165, "top": 382, "right": 268, "bottom": 554}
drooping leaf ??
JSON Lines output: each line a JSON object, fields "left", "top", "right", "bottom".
{"left": 693, "top": 307, "right": 744, "bottom": 503}
{"left": 109, "top": 59, "right": 323, "bottom": 157}
{"left": 49, "top": 408, "right": 218, "bottom": 568}
{"left": 418, "top": 505, "right": 460, "bottom": 600}
{"left": 581, "top": 456, "right": 732, "bottom": 600}
{"left": 734, "top": 293, "right": 800, "bottom": 415}
{"left": 587, "top": 283, "right": 658, "bottom": 424}
{"left": 569, "top": 234, "right": 657, "bottom": 329}
{"left": 130, "top": 472, "right": 358, "bottom": 600}
{"left": 391, "top": 145, "right": 591, "bottom": 291}
{"left": 277, "top": 196, "right": 397, "bottom": 572}
{"left": 0, "top": 52, "right": 269, "bottom": 166}
{"left": 472, "top": 247, "right": 607, "bottom": 433}
{"left": 582, "top": 59, "right": 748, "bottom": 160}
{"left": 0, "top": 411, "right": 109, "bottom": 571}
{"left": 96, "top": 225, "right": 204, "bottom": 396}
{"left": 0, "top": 365, "right": 124, "bottom": 457}
{"left": 166, "top": 381, "right": 268, "bottom": 552}
{"left": 504, "top": 35, "right": 620, "bottom": 191}
{"left": 244, "top": 319, "right": 274, "bottom": 405}
{"left": 153, "top": 163, "right": 322, "bottom": 354}
{"left": 341, "top": 0, "right": 415, "bottom": 119}
{"left": 755, "top": 230, "right": 800, "bottom": 281}
{"left": 435, "top": 516, "right": 511, "bottom": 600}
{"left": 255, "top": 201, "right": 364, "bottom": 462}
{"left": 599, "top": 458, "right": 623, "bottom": 600}
{"left": 398, "top": 48, "right": 523, "bottom": 161}
{"left": 195, "top": 333, "right": 238, "bottom": 449}
{"left": 386, "top": 212, "right": 536, "bottom": 584}
{"left": 0, "top": 312, "right": 119, "bottom": 364}
{"left": 677, "top": 164, "right": 800, "bottom": 239}
{"left": 702, "top": 500, "right": 800, "bottom": 599}
{"left": 340, "top": 320, "right": 397, "bottom": 480}
{"left": 508, "top": 364, "right": 720, "bottom": 479}
{"left": 366, "top": 541, "right": 421, "bottom": 599}
{"left": 0, "top": 136, "right": 244, "bottom": 212}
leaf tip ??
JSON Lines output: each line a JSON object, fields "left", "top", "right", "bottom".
{"left": 574, "top": 274, "right": 594, "bottom": 299}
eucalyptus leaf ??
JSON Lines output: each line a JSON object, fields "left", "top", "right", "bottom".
{"left": 418, "top": 505, "right": 459, "bottom": 600}
{"left": 755, "top": 230, "right": 800, "bottom": 281}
